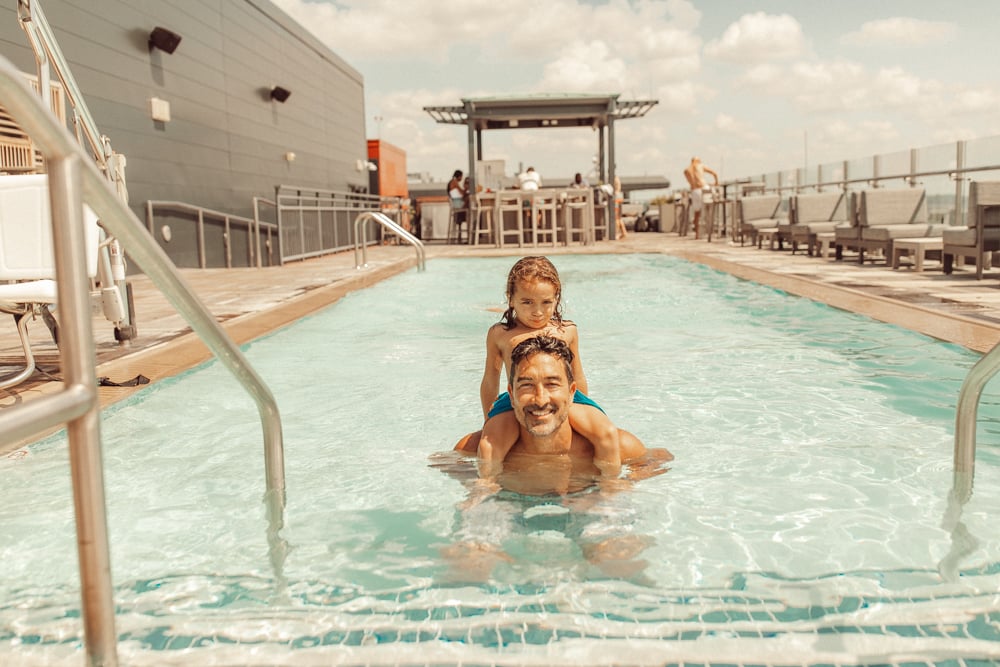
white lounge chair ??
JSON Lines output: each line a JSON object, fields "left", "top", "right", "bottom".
{"left": 0, "top": 174, "right": 99, "bottom": 389}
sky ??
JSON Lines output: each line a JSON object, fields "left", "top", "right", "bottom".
{"left": 271, "top": 0, "right": 1000, "bottom": 193}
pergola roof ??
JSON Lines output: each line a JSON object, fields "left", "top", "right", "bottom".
{"left": 424, "top": 93, "right": 657, "bottom": 130}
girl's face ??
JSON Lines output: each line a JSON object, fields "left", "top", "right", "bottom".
{"left": 510, "top": 278, "right": 559, "bottom": 330}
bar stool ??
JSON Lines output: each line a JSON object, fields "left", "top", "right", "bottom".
{"left": 471, "top": 192, "right": 495, "bottom": 246}
{"left": 530, "top": 190, "right": 558, "bottom": 246}
{"left": 446, "top": 199, "right": 469, "bottom": 244}
{"left": 496, "top": 190, "right": 525, "bottom": 247}
{"left": 561, "top": 190, "right": 590, "bottom": 244}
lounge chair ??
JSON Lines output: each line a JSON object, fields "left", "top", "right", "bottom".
{"left": 0, "top": 174, "right": 100, "bottom": 389}
{"left": 787, "top": 191, "right": 849, "bottom": 255}
{"left": 836, "top": 187, "right": 936, "bottom": 264}
{"left": 737, "top": 194, "right": 785, "bottom": 247}
{"left": 942, "top": 181, "right": 1000, "bottom": 279}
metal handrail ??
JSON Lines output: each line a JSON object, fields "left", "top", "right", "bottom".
{"left": 145, "top": 199, "right": 278, "bottom": 268}
{"left": 353, "top": 211, "right": 425, "bottom": 271}
{"left": 0, "top": 55, "right": 286, "bottom": 667}
{"left": 952, "top": 338, "right": 1000, "bottom": 503}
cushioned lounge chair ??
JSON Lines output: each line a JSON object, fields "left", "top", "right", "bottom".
{"left": 836, "top": 188, "right": 936, "bottom": 264}
{"left": 942, "top": 181, "right": 1000, "bottom": 279}
{"left": 787, "top": 191, "right": 848, "bottom": 255}
{"left": 737, "top": 194, "right": 784, "bottom": 247}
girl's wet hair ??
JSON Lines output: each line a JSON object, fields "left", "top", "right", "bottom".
{"left": 501, "top": 256, "right": 563, "bottom": 329}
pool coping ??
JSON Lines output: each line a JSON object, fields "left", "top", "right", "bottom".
{"left": 672, "top": 247, "right": 1000, "bottom": 353}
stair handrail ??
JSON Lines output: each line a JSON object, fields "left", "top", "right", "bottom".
{"left": 0, "top": 54, "right": 286, "bottom": 667}
{"left": 952, "top": 337, "right": 1000, "bottom": 502}
{"left": 353, "top": 211, "right": 426, "bottom": 271}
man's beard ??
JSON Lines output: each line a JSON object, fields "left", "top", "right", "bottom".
{"left": 521, "top": 402, "right": 564, "bottom": 437}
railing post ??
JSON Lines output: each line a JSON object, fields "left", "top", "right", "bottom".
{"left": 223, "top": 216, "right": 232, "bottom": 268}
{"left": 197, "top": 209, "right": 206, "bottom": 268}
{"left": 955, "top": 140, "right": 967, "bottom": 227}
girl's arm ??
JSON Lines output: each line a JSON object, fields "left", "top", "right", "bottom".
{"left": 565, "top": 324, "right": 589, "bottom": 395}
{"left": 480, "top": 326, "right": 505, "bottom": 419}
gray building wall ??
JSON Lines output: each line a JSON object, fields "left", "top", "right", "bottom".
{"left": 0, "top": 0, "right": 368, "bottom": 267}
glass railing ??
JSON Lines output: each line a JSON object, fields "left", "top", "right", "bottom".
{"left": 722, "top": 134, "right": 1000, "bottom": 228}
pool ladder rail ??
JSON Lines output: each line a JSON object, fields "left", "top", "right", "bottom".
{"left": 0, "top": 55, "right": 286, "bottom": 667}
{"left": 953, "top": 338, "right": 1000, "bottom": 501}
{"left": 353, "top": 210, "right": 425, "bottom": 271}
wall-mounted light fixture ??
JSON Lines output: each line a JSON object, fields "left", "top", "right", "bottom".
{"left": 149, "top": 26, "right": 182, "bottom": 54}
{"left": 355, "top": 159, "right": 377, "bottom": 172}
{"left": 149, "top": 97, "right": 171, "bottom": 122}
{"left": 270, "top": 86, "right": 291, "bottom": 103}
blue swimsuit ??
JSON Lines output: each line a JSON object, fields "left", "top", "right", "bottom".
{"left": 487, "top": 390, "right": 605, "bottom": 419}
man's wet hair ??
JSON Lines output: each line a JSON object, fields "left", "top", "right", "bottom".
{"left": 510, "top": 335, "right": 574, "bottom": 383}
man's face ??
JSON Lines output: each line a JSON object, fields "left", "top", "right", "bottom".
{"left": 510, "top": 352, "right": 575, "bottom": 438}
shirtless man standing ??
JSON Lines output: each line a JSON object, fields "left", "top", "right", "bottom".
{"left": 683, "top": 157, "right": 719, "bottom": 240}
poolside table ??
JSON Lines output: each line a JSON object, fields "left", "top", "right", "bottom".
{"left": 891, "top": 237, "right": 944, "bottom": 272}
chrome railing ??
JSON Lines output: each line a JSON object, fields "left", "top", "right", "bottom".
{"left": 0, "top": 55, "right": 286, "bottom": 667}
{"left": 354, "top": 211, "right": 425, "bottom": 271}
{"left": 144, "top": 200, "right": 278, "bottom": 268}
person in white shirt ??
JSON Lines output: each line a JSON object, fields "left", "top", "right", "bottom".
{"left": 517, "top": 166, "right": 541, "bottom": 191}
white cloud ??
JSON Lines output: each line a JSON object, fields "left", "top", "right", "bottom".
{"left": 271, "top": 0, "right": 509, "bottom": 62}
{"left": 841, "top": 17, "right": 957, "bottom": 47}
{"left": 732, "top": 59, "right": 999, "bottom": 120}
{"left": 712, "top": 113, "right": 761, "bottom": 142}
{"left": 705, "top": 12, "right": 806, "bottom": 63}
{"left": 538, "top": 41, "right": 629, "bottom": 93}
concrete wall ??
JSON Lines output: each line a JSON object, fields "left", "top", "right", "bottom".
{"left": 0, "top": 0, "right": 368, "bottom": 267}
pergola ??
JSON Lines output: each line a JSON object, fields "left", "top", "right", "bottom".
{"left": 424, "top": 92, "right": 657, "bottom": 200}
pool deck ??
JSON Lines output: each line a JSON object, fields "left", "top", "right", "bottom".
{"left": 4, "top": 231, "right": 1000, "bottom": 451}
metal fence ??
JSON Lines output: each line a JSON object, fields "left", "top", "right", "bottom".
{"left": 274, "top": 185, "right": 404, "bottom": 264}
{"left": 143, "top": 188, "right": 407, "bottom": 268}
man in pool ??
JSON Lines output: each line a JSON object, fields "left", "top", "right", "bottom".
{"left": 445, "top": 336, "right": 670, "bottom": 582}
{"left": 454, "top": 335, "right": 671, "bottom": 493}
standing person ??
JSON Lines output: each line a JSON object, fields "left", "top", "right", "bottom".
{"left": 613, "top": 175, "right": 627, "bottom": 240}
{"left": 447, "top": 169, "right": 466, "bottom": 208}
{"left": 570, "top": 172, "right": 589, "bottom": 189}
{"left": 474, "top": 257, "right": 624, "bottom": 478}
{"left": 683, "top": 156, "right": 719, "bottom": 240}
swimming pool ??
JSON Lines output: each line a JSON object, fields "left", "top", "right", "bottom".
{"left": 2, "top": 253, "right": 1000, "bottom": 665}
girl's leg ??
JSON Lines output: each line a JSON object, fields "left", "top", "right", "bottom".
{"left": 478, "top": 411, "right": 520, "bottom": 477}
{"left": 568, "top": 404, "right": 621, "bottom": 476}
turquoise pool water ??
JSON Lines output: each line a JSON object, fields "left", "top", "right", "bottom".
{"left": 2, "top": 253, "right": 1000, "bottom": 666}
